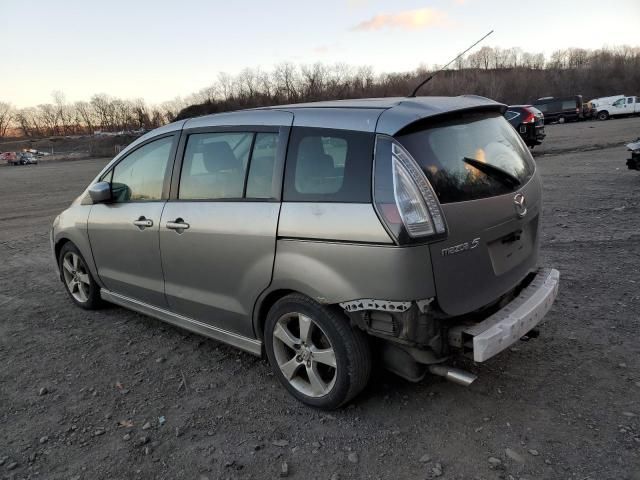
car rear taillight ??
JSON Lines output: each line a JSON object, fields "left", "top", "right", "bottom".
{"left": 522, "top": 110, "right": 535, "bottom": 123}
{"left": 374, "top": 136, "right": 447, "bottom": 244}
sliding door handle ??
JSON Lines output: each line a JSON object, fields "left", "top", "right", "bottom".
{"left": 133, "top": 217, "right": 153, "bottom": 229}
{"left": 166, "top": 218, "right": 190, "bottom": 232}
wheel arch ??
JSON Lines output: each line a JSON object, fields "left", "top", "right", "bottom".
{"left": 253, "top": 288, "right": 297, "bottom": 342}
{"left": 54, "top": 238, "right": 72, "bottom": 279}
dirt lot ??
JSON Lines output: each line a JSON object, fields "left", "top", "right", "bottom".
{"left": 1, "top": 118, "right": 639, "bottom": 480}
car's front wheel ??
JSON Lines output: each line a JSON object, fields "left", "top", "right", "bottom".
{"left": 59, "top": 242, "right": 102, "bottom": 310}
{"left": 264, "top": 294, "right": 371, "bottom": 409}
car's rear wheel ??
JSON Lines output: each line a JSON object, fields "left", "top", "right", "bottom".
{"left": 264, "top": 294, "right": 371, "bottom": 409}
{"left": 59, "top": 243, "right": 102, "bottom": 310}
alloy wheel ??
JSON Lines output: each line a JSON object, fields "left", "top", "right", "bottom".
{"left": 61, "top": 251, "right": 91, "bottom": 303}
{"left": 272, "top": 312, "right": 337, "bottom": 397}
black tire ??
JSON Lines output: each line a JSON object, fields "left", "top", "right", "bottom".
{"left": 598, "top": 111, "right": 609, "bottom": 121}
{"left": 264, "top": 293, "right": 371, "bottom": 409}
{"left": 558, "top": 116, "right": 565, "bottom": 124}
{"left": 58, "top": 242, "right": 103, "bottom": 310}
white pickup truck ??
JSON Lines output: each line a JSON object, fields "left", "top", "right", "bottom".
{"left": 595, "top": 96, "right": 640, "bottom": 120}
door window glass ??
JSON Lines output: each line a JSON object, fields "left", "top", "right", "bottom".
{"left": 111, "top": 136, "right": 173, "bottom": 202}
{"left": 246, "top": 133, "right": 279, "bottom": 199}
{"left": 179, "top": 132, "right": 252, "bottom": 200}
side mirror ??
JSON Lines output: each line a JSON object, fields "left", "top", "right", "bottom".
{"left": 88, "top": 181, "right": 112, "bottom": 204}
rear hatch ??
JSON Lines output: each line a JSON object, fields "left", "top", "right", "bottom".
{"left": 396, "top": 111, "right": 540, "bottom": 316}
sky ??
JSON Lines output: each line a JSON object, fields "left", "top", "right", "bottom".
{"left": 2, "top": 0, "right": 639, "bottom": 107}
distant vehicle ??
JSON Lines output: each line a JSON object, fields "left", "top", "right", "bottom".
{"left": 18, "top": 152, "right": 38, "bottom": 164}
{"left": 627, "top": 138, "right": 640, "bottom": 171}
{"left": 594, "top": 96, "right": 640, "bottom": 120}
{"left": 590, "top": 94, "right": 625, "bottom": 110}
{"left": 504, "top": 105, "right": 546, "bottom": 148}
{"left": 1, "top": 152, "right": 20, "bottom": 165}
{"left": 582, "top": 101, "right": 594, "bottom": 120}
{"left": 2, "top": 151, "right": 39, "bottom": 165}
{"left": 532, "top": 95, "right": 583, "bottom": 124}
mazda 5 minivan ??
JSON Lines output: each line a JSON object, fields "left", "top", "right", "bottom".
{"left": 52, "top": 96, "right": 559, "bottom": 409}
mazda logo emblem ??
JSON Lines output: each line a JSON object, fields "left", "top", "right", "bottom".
{"left": 514, "top": 193, "right": 527, "bottom": 218}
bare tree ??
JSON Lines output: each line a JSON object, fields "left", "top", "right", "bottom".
{"left": 6, "top": 45, "right": 640, "bottom": 138}
{"left": 0, "top": 102, "right": 14, "bottom": 137}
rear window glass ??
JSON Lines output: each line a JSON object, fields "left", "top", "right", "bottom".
{"left": 396, "top": 112, "right": 535, "bottom": 204}
{"left": 283, "top": 127, "right": 373, "bottom": 203}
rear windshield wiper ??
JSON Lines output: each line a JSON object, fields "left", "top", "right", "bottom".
{"left": 462, "top": 157, "right": 521, "bottom": 188}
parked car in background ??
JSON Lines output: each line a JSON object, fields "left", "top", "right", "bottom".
{"left": 1, "top": 152, "right": 19, "bottom": 165}
{"left": 582, "top": 101, "right": 594, "bottom": 120}
{"left": 533, "top": 95, "right": 583, "bottom": 123}
{"left": 505, "top": 105, "right": 546, "bottom": 148}
{"left": 51, "top": 96, "right": 559, "bottom": 409}
{"left": 590, "top": 94, "right": 625, "bottom": 112}
{"left": 626, "top": 138, "right": 640, "bottom": 171}
{"left": 594, "top": 96, "right": 640, "bottom": 120}
{"left": 18, "top": 152, "right": 38, "bottom": 165}
{"left": 2, "top": 151, "right": 39, "bottom": 165}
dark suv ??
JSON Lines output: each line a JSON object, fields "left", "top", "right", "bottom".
{"left": 532, "top": 95, "right": 583, "bottom": 124}
{"left": 505, "top": 105, "right": 546, "bottom": 148}
{"left": 52, "top": 96, "right": 559, "bottom": 408}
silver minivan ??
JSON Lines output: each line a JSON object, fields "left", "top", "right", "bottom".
{"left": 51, "top": 96, "right": 559, "bottom": 409}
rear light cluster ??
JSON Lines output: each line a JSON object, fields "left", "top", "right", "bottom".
{"left": 374, "top": 136, "right": 447, "bottom": 244}
{"left": 522, "top": 109, "right": 536, "bottom": 124}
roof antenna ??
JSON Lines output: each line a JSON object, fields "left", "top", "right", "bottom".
{"left": 408, "top": 30, "right": 494, "bottom": 98}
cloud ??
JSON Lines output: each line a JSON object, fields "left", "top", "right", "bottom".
{"left": 312, "top": 45, "right": 331, "bottom": 55}
{"left": 351, "top": 7, "right": 449, "bottom": 32}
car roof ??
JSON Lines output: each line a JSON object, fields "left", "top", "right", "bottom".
{"left": 182, "top": 95, "right": 506, "bottom": 135}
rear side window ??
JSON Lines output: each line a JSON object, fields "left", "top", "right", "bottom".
{"left": 397, "top": 112, "right": 534, "bottom": 204}
{"left": 110, "top": 136, "right": 173, "bottom": 202}
{"left": 283, "top": 127, "right": 373, "bottom": 202}
{"left": 504, "top": 110, "right": 519, "bottom": 121}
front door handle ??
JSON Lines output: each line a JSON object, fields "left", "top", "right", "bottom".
{"left": 133, "top": 217, "right": 153, "bottom": 229}
{"left": 166, "top": 218, "right": 190, "bottom": 232}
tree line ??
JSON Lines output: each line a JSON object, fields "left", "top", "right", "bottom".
{"left": 1, "top": 45, "right": 638, "bottom": 139}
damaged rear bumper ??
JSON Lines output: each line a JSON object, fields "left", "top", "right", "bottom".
{"left": 449, "top": 268, "right": 560, "bottom": 362}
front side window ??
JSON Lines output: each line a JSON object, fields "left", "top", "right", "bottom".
{"left": 397, "top": 112, "right": 535, "bottom": 204}
{"left": 179, "top": 132, "right": 252, "bottom": 200}
{"left": 110, "top": 136, "right": 173, "bottom": 202}
{"left": 284, "top": 127, "right": 373, "bottom": 202}
{"left": 613, "top": 99, "right": 625, "bottom": 107}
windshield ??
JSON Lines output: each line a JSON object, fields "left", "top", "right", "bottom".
{"left": 396, "top": 112, "right": 535, "bottom": 204}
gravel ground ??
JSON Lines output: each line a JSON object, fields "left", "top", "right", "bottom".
{"left": 1, "top": 118, "right": 639, "bottom": 480}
